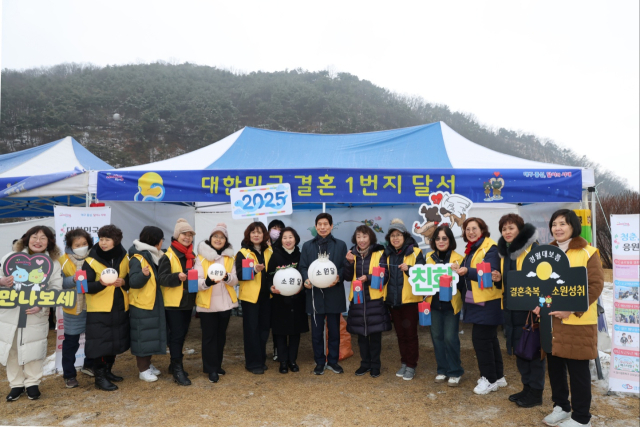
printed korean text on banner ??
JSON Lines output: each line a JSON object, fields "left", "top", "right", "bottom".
{"left": 97, "top": 168, "right": 583, "bottom": 204}
{"left": 53, "top": 206, "right": 112, "bottom": 253}
{"left": 609, "top": 214, "right": 639, "bottom": 394}
{"left": 409, "top": 263, "right": 459, "bottom": 296}
{"left": 506, "top": 245, "right": 590, "bottom": 354}
{"left": 230, "top": 184, "right": 293, "bottom": 219}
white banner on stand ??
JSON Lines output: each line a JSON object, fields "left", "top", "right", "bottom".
{"left": 53, "top": 205, "right": 112, "bottom": 251}
{"left": 53, "top": 206, "right": 111, "bottom": 373}
{"left": 609, "top": 214, "right": 639, "bottom": 394}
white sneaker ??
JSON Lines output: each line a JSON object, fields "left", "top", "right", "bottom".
{"left": 496, "top": 376, "right": 508, "bottom": 387}
{"left": 447, "top": 376, "right": 461, "bottom": 387}
{"left": 148, "top": 364, "right": 161, "bottom": 376}
{"left": 473, "top": 377, "right": 498, "bottom": 395}
{"left": 543, "top": 406, "right": 572, "bottom": 426}
{"left": 557, "top": 418, "right": 591, "bottom": 427}
{"left": 139, "top": 369, "right": 158, "bottom": 382}
{"left": 396, "top": 364, "right": 407, "bottom": 377}
{"left": 434, "top": 374, "right": 447, "bottom": 383}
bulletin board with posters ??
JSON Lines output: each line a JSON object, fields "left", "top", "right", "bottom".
{"left": 609, "top": 214, "right": 640, "bottom": 394}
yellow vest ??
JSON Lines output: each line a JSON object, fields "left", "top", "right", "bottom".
{"left": 238, "top": 247, "right": 273, "bottom": 304}
{"left": 383, "top": 247, "right": 424, "bottom": 304}
{"left": 349, "top": 250, "right": 385, "bottom": 301}
{"left": 161, "top": 247, "right": 191, "bottom": 308}
{"left": 128, "top": 254, "right": 158, "bottom": 310}
{"left": 84, "top": 256, "right": 130, "bottom": 313}
{"left": 464, "top": 237, "right": 503, "bottom": 304}
{"left": 562, "top": 245, "right": 599, "bottom": 325}
{"left": 60, "top": 254, "right": 81, "bottom": 315}
{"left": 424, "top": 251, "right": 464, "bottom": 315}
{"left": 500, "top": 244, "right": 534, "bottom": 309}
{"left": 196, "top": 255, "right": 237, "bottom": 309}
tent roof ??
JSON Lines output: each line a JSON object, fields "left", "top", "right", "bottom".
{"left": 123, "top": 122, "right": 594, "bottom": 187}
{"left": 0, "top": 136, "right": 112, "bottom": 178}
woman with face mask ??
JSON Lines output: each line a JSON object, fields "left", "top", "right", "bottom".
{"left": 268, "top": 227, "right": 309, "bottom": 374}
{"left": 267, "top": 219, "right": 285, "bottom": 246}
{"left": 82, "top": 225, "right": 130, "bottom": 392}
{"left": 58, "top": 229, "right": 95, "bottom": 389}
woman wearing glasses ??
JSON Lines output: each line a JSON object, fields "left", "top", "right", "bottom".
{"left": 424, "top": 225, "right": 465, "bottom": 387}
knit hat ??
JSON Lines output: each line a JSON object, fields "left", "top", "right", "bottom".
{"left": 209, "top": 223, "right": 229, "bottom": 240}
{"left": 388, "top": 218, "right": 408, "bottom": 234}
{"left": 173, "top": 218, "right": 195, "bottom": 239}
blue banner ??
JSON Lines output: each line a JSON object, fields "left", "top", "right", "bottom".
{"left": 96, "top": 168, "right": 582, "bottom": 204}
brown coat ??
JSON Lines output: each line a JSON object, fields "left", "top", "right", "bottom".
{"left": 548, "top": 237, "right": 604, "bottom": 360}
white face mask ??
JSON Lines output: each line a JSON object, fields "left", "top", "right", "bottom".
{"left": 72, "top": 246, "right": 89, "bottom": 257}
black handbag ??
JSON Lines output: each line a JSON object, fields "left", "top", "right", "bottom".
{"left": 514, "top": 311, "right": 541, "bottom": 360}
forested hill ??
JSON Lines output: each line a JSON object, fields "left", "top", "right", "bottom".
{"left": 0, "top": 62, "right": 629, "bottom": 194}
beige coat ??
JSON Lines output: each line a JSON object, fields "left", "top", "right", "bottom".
{"left": 548, "top": 237, "right": 604, "bottom": 360}
{"left": 0, "top": 241, "right": 63, "bottom": 366}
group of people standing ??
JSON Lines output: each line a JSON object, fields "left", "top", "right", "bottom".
{"left": 0, "top": 209, "right": 603, "bottom": 427}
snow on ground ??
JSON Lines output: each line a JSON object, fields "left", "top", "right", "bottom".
{"left": 42, "top": 352, "right": 57, "bottom": 376}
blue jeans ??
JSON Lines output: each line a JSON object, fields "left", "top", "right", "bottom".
{"left": 62, "top": 333, "right": 93, "bottom": 379}
{"left": 430, "top": 309, "right": 464, "bottom": 377}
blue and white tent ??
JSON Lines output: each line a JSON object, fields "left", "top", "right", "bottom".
{"left": 122, "top": 121, "right": 594, "bottom": 187}
{"left": 0, "top": 136, "right": 112, "bottom": 217}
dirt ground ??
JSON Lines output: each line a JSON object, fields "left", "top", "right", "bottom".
{"left": 1, "top": 271, "right": 637, "bottom": 426}
{"left": 1, "top": 321, "right": 637, "bottom": 427}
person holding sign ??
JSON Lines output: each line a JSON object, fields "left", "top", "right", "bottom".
{"left": 235, "top": 222, "right": 273, "bottom": 375}
{"left": 536, "top": 210, "right": 603, "bottom": 427}
{"left": 1, "top": 226, "right": 63, "bottom": 402}
{"left": 267, "top": 227, "right": 308, "bottom": 374}
{"left": 128, "top": 226, "right": 167, "bottom": 383}
{"left": 343, "top": 225, "right": 390, "bottom": 378}
{"left": 196, "top": 223, "right": 239, "bottom": 383}
{"left": 492, "top": 214, "right": 544, "bottom": 408}
{"left": 82, "top": 225, "right": 130, "bottom": 392}
{"left": 59, "top": 229, "right": 95, "bottom": 389}
{"left": 379, "top": 218, "right": 425, "bottom": 381}
{"left": 299, "top": 213, "right": 347, "bottom": 376}
{"left": 424, "top": 225, "right": 465, "bottom": 387}
{"left": 158, "top": 218, "right": 204, "bottom": 386}
{"left": 451, "top": 217, "right": 504, "bottom": 395}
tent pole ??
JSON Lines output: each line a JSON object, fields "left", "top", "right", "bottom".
{"left": 322, "top": 203, "right": 326, "bottom": 213}
{"left": 589, "top": 187, "right": 596, "bottom": 248}
{"left": 86, "top": 193, "right": 91, "bottom": 207}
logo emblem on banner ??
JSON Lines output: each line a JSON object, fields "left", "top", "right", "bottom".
{"left": 134, "top": 172, "right": 165, "bottom": 201}
{"left": 412, "top": 191, "right": 472, "bottom": 244}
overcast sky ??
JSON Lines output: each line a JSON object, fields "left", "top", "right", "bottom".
{"left": 2, "top": 0, "right": 638, "bottom": 190}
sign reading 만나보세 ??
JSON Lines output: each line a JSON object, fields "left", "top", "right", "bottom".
{"left": 97, "top": 168, "right": 583, "bottom": 204}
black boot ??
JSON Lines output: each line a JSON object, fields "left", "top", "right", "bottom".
{"left": 105, "top": 363, "right": 123, "bottom": 382}
{"left": 95, "top": 367, "right": 118, "bottom": 391}
{"left": 509, "top": 385, "right": 530, "bottom": 402}
{"left": 168, "top": 362, "right": 189, "bottom": 377}
{"left": 279, "top": 361, "right": 289, "bottom": 374}
{"left": 171, "top": 359, "right": 191, "bottom": 386}
{"left": 516, "top": 388, "right": 543, "bottom": 408}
